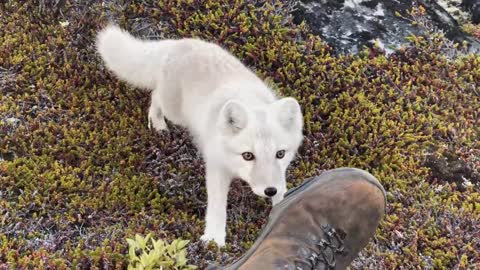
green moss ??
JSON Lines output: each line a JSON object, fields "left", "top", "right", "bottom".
{"left": 462, "top": 23, "right": 480, "bottom": 39}
{"left": 1, "top": 0, "right": 479, "bottom": 269}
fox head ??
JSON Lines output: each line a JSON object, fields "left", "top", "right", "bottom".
{"left": 215, "top": 97, "right": 303, "bottom": 201}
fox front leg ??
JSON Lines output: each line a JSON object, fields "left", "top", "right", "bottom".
{"left": 200, "top": 167, "right": 231, "bottom": 247}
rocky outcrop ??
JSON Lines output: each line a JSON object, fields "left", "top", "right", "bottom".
{"left": 292, "top": 0, "right": 480, "bottom": 54}
{"left": 462, "top": 0, "right": 480, "bottom": 23}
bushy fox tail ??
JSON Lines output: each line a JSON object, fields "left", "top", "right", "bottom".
{"left": 96, "top": 24, "right": 167, "bottom": 90}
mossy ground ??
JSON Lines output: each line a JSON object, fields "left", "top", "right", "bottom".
{"left": 1, "top": 1, "right": 479, "bottom": 269}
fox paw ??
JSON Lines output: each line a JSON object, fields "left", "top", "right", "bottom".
{"left": 148, "top": 115, "right": 168, "bottom": 132}
{"left": 200, "top": 234, "right": 225, "bottom": 247}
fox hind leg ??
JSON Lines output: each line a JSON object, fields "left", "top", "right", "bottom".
{"left": 148, "top": 90, "right": 168, "bottom": 132}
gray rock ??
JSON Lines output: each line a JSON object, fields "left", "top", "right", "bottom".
{"left": 292, "top": 0, "right": 480, "bottom": 55}
{"left": 462, "top": 0, "right": 480, "bottom": 23}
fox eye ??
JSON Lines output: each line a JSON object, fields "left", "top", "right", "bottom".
{"left": 242, "top": 152, "right": 255, "bottom": 161}
{"left": 276, "top": 150, "right": 285, "bottom": 159}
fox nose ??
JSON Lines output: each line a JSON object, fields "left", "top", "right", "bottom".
{"left": 264, "top": 187, "right": 277, "bottom": 197}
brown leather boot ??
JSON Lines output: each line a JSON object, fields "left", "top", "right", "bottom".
{"left": 208, "top": 167, "right": 386, "bottom": 270}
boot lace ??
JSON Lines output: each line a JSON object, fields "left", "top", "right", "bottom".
{"left": 296, "top": 224, "right": 347, "bottom": 270}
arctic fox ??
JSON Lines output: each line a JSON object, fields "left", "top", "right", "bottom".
{"left": 96, "top": 25, "right": 303, "bottom": 246}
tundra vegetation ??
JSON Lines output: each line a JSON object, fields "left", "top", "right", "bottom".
{"left": 0, "top": 1, "right": 479, "bottom": 269}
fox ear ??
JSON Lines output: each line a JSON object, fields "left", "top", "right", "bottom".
{"left": 219, "top": 100, "right": 248, "bottom": 134}
{"left": 272, "top": 97, "right": 303, "bottom": 132}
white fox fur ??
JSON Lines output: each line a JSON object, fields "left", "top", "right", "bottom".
{"left": 96, "top": 25, "right": 304, "bottom": 246}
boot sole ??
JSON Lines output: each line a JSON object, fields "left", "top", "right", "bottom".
{"left": 223, "top": 167, "right": 387, "bottom": 270}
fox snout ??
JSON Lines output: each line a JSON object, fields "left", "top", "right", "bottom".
{"left": 264, "top": 187, "right": 277, "bottom": 197}
{"left": 248, "top": 162, "right": 285, "bottom": 198}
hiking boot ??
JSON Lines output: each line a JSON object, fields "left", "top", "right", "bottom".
{"left": 208, "top": 167, "right": 386, "bottom": 270}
